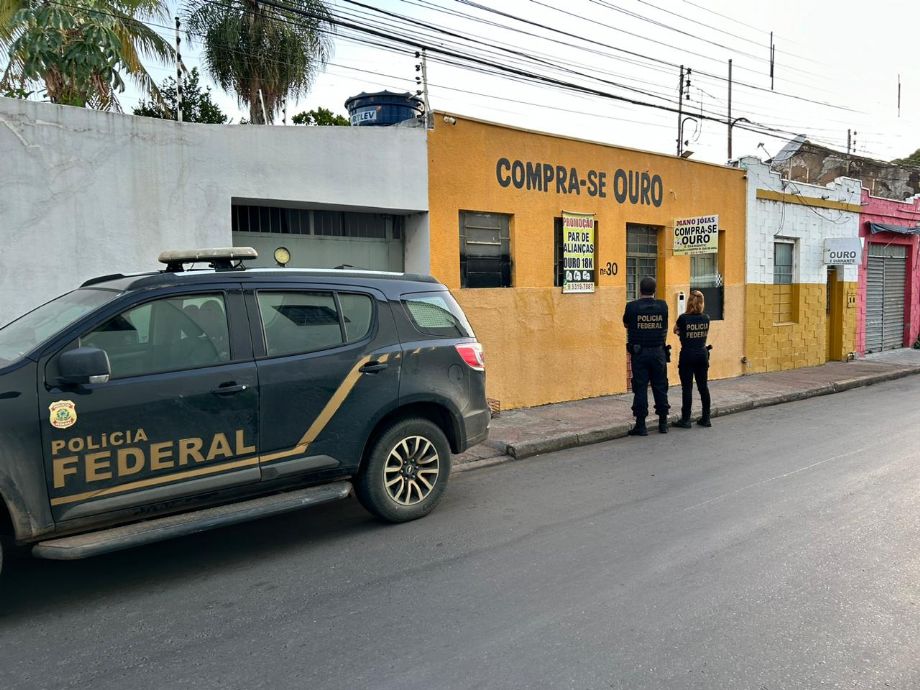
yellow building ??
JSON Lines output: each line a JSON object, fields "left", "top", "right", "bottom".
{"left": 428, "top": 114, "right": 747, "bottom": 409}
{"left": 738, "top": 158, "right": 861, "bottom": 373}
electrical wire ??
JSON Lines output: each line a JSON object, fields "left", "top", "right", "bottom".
{"left": 28, "top": 0, "right": 892, "bottom": 158}
{"left": 448, "top": 0, "right": 860, "bottom": 112}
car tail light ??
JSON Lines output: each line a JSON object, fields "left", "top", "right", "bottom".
{"left": 455, "top": 343, "right": 485, "bottom": 371}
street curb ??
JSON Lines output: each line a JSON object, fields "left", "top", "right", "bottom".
{"left": 462, "top": 365, "right": 920, "bottom": 467}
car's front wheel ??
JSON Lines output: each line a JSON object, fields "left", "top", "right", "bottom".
{"left": 356, "top": 418, "right": 451, "bottom": 523}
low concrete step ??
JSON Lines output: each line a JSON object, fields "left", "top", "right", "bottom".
{"left": 33, "top": 482, "right": 352, "bottom": 560}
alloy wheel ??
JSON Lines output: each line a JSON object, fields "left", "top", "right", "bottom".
{"left": 383, "top": 435, "right": 440, "bottom": 506}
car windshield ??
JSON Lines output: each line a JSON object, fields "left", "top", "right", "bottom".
{"left": 0, "top": 288, "right": 120, "bottom": 366}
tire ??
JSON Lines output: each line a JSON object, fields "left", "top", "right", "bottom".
{"left": 356, "top": 417, "right": 452, "bottom": 523}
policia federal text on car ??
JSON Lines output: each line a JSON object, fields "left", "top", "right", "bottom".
{"left": 622, "top": 276, "right": 670, "bottom": 436}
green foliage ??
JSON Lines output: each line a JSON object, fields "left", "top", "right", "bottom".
{"left": 134, "top": 67, "right": 228, "bottom": 123}
{"left": 291, "top": 106, "right": 348, "bottom": 126}
{"left": 0, "top": 81, "right": 32, "bottom": 99}
{"left": 0, "top": 0, "right": 173, "bottom": 110}
{"left": 893, "top": 148, "right": 920, "bottom": 166}
{"left": 184, "top": 0, "right": 333, "bottom": 124}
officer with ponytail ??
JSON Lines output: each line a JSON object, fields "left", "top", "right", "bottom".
{"left": 673, "top": 289, "right": 711, "bottom": 428}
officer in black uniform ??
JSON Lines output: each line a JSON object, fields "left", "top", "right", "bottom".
{"left": 623, "top": 276, "right": 670, "bottom": 436}
{"left": 673, "top": 289, "right": 712, "bottom": 428}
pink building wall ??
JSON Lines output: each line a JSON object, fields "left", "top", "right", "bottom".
{"left": 856, "top": 190, "right": 920, "bottom": 353}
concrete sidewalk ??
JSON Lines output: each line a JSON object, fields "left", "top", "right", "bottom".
{"left": 455, "top": 348, "right": 920, "bottom": 470}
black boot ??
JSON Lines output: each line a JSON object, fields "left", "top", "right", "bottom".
{"left": 658, "top": 415, "right": 669, "bottom": 433}
{"left": 628, "top": 418, "right": 648, "bottom": 436}
{"left": 674, "top": 417, "right": 692, "bottom": 429}
{"left": 697, "top": 414, "right": 712, "bottom": 428}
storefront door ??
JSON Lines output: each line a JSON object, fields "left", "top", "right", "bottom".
{"left": 826, "top": 267, "right": 840, "bottom": 361}
{"left": 625, "top": 224, "right": 660, "bottom": 390}
{"left": 865, "top": 244, "right": 907, "bottom": 352}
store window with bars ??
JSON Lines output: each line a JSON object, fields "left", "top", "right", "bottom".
{"left": 459, "top": 211, "right": 512, "bottom": 288}
{"left": 773, "top": 240, "right": 796, "bottom": 323}
{"left": 626, "top": 224, "right": 659, "bottom": 301}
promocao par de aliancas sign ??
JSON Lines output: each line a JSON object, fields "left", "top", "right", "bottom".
{"left": 562, "top": 211, "right": 596, "bottom": 293}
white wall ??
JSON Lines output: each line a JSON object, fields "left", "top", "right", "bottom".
{"left": 740, "top": 157, "right": 861, "bottom": 285}
{"left": 0, "top": 98, "right": 429, "bottom": 325}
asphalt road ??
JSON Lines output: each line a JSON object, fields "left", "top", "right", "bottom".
{"left": 2, "top": 377, "right": 920, "bottom": 689}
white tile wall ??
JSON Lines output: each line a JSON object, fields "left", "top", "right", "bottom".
{"left": 740, "top": 157, "right": 861, "bottom": 285}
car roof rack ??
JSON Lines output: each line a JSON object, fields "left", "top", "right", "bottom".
{"left": 158, "top": 247, "right": 258, "bottom": 272}
{"left": 81, "top": 273, "right": 127, "bottom": 287}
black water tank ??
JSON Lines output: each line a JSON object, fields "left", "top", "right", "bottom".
{"left": 344, "top": 91, "right": 424, "bottom": 127}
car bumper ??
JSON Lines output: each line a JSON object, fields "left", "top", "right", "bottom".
{"left": 461, "top": 408, "right": 490, "bottom": 451}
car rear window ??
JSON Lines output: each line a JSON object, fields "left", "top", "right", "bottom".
{"left": 402, "top": 291, "right": 474, "bottom": 339}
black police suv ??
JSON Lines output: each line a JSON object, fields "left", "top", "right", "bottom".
{"left": 0, "top": 248, "right": 489, "bottom": 575}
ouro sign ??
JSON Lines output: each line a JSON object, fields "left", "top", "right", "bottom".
{"left": 823, "top": 238, "right": 862, "bottom": 265}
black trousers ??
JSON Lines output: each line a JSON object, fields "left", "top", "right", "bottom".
{"left": 630, "top": 348, "right": 669, "bottom": 419}
{"left": 678, "top": 351, "right": 710, "bottom": 419}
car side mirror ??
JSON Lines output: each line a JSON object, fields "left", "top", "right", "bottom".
{"left": 58, "top": 347, "right": 111, "bottom": 385}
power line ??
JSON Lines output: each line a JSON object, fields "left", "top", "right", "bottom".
{"left": 340, "top": 0, "right": 678, "bottom": 106}
{"left": 447, "top": 0, "right": 859, "bottom": 113}
{"left": 586, "top": 0, "right": 821, "bottom": 79}
{"left": 32, "top": 0, "right": 885, "bottom": 157}
{"left": 397, "top": 0, "right": 872, "bottom": 143}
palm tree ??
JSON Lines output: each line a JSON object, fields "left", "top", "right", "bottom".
{"left": 184, "top": 0, "right": 332, "bottom": 124}
{"left": 1, "top": 0, "right": 173, "bottom": 109}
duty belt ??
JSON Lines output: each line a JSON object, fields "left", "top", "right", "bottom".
{"left": 627, "top": 343, "right": 664, "bottom": 354}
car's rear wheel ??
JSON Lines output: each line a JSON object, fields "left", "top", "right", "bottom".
{"left": 356, "top": 418, "right": 451, "bottom": 523}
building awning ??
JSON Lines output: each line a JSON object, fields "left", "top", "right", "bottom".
{"left": 868, "top": 222, "right": 920, "bottom": 235}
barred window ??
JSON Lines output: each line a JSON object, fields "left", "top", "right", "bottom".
{"left": 773, "top": 241, "right": 796, "bottom": 323}
{"left": 459, "top": 212, "right": 512, "bottom": 288}
{"left": 626, "top": 224, "right": 659, "bottom": 301}
{"left": 233, "top": 205, "right": 391, "bottom": 240}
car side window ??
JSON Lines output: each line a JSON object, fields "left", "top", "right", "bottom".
{"left": 258, "top": 292, "right": 345, "bottom": 357}
{"left": 338, "top": 293, "right": 374, "bottom": 342}
{"left": 80, "top": 294, "right": 230, "bottom": 378}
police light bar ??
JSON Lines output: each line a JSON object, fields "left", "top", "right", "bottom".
{"left": 158, "top": 247, "right": 258, "bottom": 272}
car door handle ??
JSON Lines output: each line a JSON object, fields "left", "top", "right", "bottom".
{"left": 359, "top": 361, "right": 389, "bottom": 375}
{"left": 212, "top": 383, "right": 248, "bottom": 396}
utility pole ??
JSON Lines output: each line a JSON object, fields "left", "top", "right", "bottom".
{"left": 677, "top": 65, "right": 685, "bottom": 156}
{"left": 769, "top": 31, "right": 775, "bottom": 90}
{"left": 898, "top": 73, "right": 901, "bottom": 117}
{"left": 174, "top": 17, "right": 184, "bottom": 122}
{"left": 727, "top": 59, "right": 732, "bottom": 161}
{"left": 415, "top": 49, "right": 432, "bottom": 129}
{"left": 846, "top": 129, "right": 857, "bottom": 176}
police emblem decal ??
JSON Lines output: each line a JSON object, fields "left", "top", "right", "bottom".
{"left": 49, "top": 400, "right": 77, "bottom": 429}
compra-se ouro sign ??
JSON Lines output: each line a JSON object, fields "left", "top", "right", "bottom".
{"left": 823, "top": 238, "right": 862, "bottom": 265}
{"left": 673, "top": 215, "right": 719, "bottom": 255}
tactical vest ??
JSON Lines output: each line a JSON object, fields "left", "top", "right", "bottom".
{"left": 625, "top": 298, "right": 668, "bottom": 347}
{"left": 677, "top": 313, "right": 710, "bottom": 351}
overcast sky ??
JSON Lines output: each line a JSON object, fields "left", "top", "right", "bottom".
{"left": 138, "top": 0, "right": 917, "bottom": 166}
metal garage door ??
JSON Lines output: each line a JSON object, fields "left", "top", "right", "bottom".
{"left": 865, "top": 243, "right": 907, "bottom": 352}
